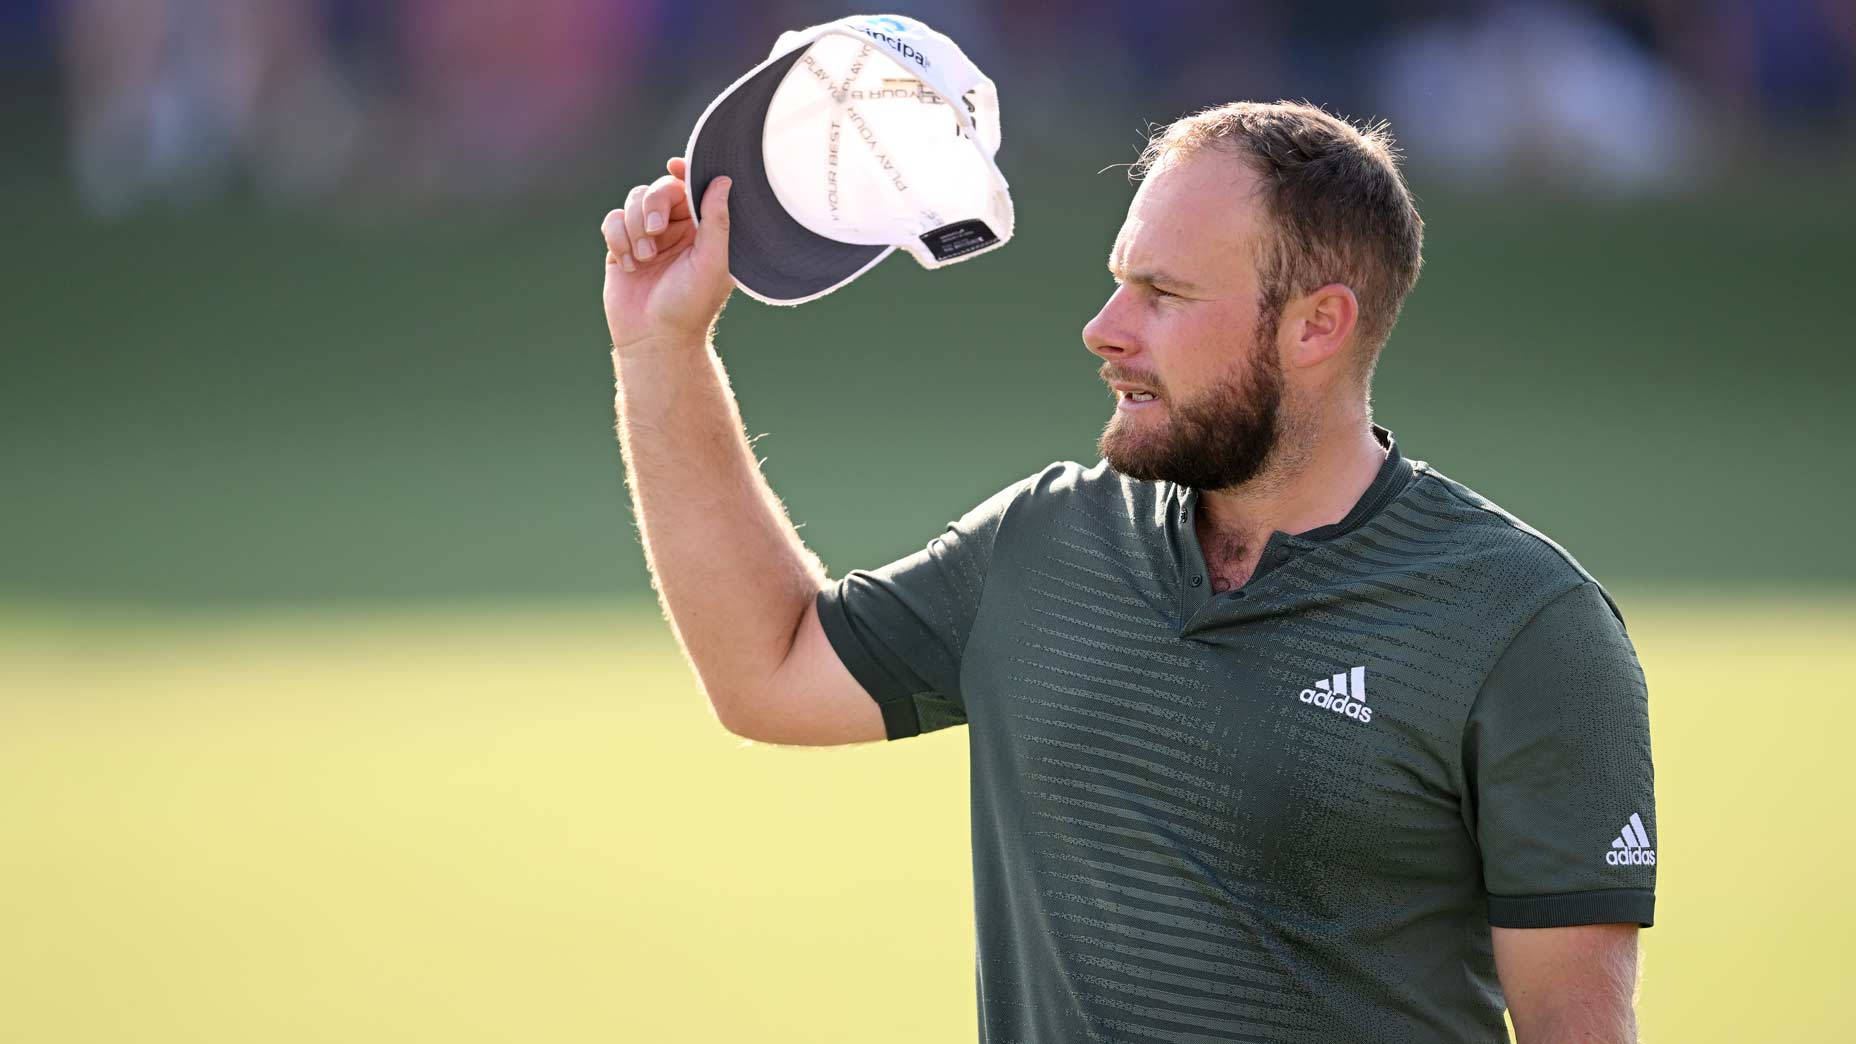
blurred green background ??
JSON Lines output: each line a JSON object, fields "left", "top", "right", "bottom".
{"left": 5, "top": 1, "right": 1856, "bottom": 1041}
{"left": 7, "top": 141, "right": 1855, "bottom": 604}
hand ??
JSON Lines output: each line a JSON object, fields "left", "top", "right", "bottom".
{"left": 602, "top": 157, "right": 734, "bottom": 357}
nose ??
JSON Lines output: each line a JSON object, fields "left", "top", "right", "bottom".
{"left": 1082, "top": 284, "right": 1139, "bottom": 362}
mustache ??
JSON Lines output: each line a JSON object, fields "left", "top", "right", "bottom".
{"left": 1098, "top": 365, "right": 1167, "bottom": 395}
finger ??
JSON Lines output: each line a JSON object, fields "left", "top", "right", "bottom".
{"left": 649, "top": 203, "right": 698, "bottom": 257}
{"left": 641, "top": 173, "right": 686, "bottom": 237}
{"left": 663, "top": 159, "right": 692, "bottom": 221}
{"left": 691, "top": 176, "right": 731, "bottom": 273}
{"left": 600, "top": 207, "right": 629, "bottom": 257}
{"left": 623, "top": 184, "right": 655, "bottom": 262}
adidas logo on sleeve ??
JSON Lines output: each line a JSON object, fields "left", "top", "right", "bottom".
{"left": 1604, "top": 813, "right": 1656, "bottom": 866}
{"left": 1297, "top": 666, "right": 1371, "bottom": 723}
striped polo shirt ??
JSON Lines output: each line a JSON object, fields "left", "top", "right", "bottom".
{"left": 817, "top": 426, "right": 1656, "bottom": 1043}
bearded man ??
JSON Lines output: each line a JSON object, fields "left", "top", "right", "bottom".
{"left": 601, "top": 100, "right": 1657, "bottom": 1043}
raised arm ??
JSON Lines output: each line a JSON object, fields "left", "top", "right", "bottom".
{"left": 600, "top": 156, "right": 883, "bottom": 745}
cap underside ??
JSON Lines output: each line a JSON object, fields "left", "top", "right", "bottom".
{"left": 688, "top": 47, "right": 886, "bottom": 303}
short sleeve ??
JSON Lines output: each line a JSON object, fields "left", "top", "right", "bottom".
{"left": 1465, "top": 581, "right": 1657, "bottom": 928}
{"left": 815, "top": 477, "right": 1027, "bottom": 741}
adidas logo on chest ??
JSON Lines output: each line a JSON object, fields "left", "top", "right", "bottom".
{"left": 1297, "top": 666, "right": 1372, "bottom": 724}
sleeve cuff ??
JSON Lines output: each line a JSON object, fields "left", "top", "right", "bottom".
{"left": 1487, "top": 888, "right": 1655, "bottom": 928}
{"left": 814, "top": 585, "right": 922, "bottom": 740}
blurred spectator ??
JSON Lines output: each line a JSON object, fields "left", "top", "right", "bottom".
{"left": 1645, "top": 0, "right": 1856, "bottom": 129}
{"left": 42, "top": 0, "right": 1856, "bottom": 215}
{"left": 57, "top": 0, "right": 364, "bottom": 213}
{"left": 384, "top": 0, "right": 651, "bottom": 198}
{"left": 1376, "top": 0, "right": 1708, "bottom": 192}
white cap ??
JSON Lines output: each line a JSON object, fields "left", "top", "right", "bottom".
{"left": 686, "top": 14, "right": 1014, "bottom": 305}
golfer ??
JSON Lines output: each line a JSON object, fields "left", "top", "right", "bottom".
{"left": 600, "top": 101, "right": 1656, "bottom": 1043}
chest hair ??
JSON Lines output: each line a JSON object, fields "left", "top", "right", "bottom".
{"left": 1200, "top": 527, "right": 1261, "bottom": 593}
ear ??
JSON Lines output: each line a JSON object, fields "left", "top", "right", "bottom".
{"left": 1279, "top": 283, "right": 1359, "bottom": 370}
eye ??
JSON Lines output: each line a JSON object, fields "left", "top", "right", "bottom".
{"left": 1151, "top": 285, "right": 1178, "bottom": 299}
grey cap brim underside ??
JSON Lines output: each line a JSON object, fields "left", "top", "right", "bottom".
{"left": 688, "top": 48, "right": 887, "bottom": 304}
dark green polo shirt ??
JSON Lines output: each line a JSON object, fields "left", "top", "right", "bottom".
{"left": 816, "top": 427, "right": 1656, "bottom": 1043}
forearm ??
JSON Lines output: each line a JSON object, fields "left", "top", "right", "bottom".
{"left": 1512, "top": 1000, "right": 1637, "bottom": 1044}
{"left": 613, "top": 334, "right": 826, "bottom": 714}
{"left": 1496, "top": 924, "right": 1640, "bottom": 1044}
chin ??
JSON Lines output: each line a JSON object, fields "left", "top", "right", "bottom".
{"left": 1098, "top": 424, "right": 1169, "bottom": 480}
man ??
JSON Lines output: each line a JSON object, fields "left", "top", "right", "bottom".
{"left": 600, "top": 101, "right": 1656, "bottom": 1043}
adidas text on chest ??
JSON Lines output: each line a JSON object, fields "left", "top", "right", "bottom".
{"left": 1298, "top": 666, "right": 1372, "bottom": 723}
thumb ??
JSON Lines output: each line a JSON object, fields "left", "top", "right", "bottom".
{"left": 693, "top": 176, "right": 732, "bottom": 273}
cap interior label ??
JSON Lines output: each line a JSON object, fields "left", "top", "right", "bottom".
{"left": 920, "top": 219, "right": 998, "bottom": 261}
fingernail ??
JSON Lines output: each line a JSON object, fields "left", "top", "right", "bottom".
{"left": 645, "top": 212, "right": 665, "bottom": 234}
{"left": 620, "top": 253, "right": 635, "bottom": 273}
{"left": 635, "top": 238, "right": 655, "bottom": 260}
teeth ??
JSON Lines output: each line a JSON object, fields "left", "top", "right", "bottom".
{"left": 1130, "top": 391, "right": 1155, "bottom": 402}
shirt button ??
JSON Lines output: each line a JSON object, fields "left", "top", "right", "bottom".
{"left": 1189, "top": 575, "right": 1203, "bottom": 588}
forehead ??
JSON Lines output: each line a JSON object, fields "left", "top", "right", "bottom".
{"left": 1111, "top": 150, "right": 1265, "bottom": 286}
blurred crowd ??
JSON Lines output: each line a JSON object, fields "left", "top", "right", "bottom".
{"left": 9, "top": 0, "right": 1853, "bottom": 214}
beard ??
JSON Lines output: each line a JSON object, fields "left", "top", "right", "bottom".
{"left": 1097, "top": 333, "right": 1286, "bottom": 492}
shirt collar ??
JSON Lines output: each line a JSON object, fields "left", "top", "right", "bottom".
{"left": 1296, "top": 424, "right": 1412, "bottom": 542}
{"left": 1175, "top": 424, "right": 1413, "bottom": 543}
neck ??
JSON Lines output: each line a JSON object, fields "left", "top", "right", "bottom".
{"left": 1196, "top": 406, "right": 1385, "bottom": 552}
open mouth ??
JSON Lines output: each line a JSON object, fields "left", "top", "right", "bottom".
{"left": 1115, "top": 388, "right": 1162, "bottom": 411}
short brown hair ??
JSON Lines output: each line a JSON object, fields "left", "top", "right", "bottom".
{"left": 1134, "top": 101, "right": 1424, "bottom": 365}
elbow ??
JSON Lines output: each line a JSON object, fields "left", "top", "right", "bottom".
{"left": 714, "top": 707, "right": 758, "bottom": 741}
{"left": 707, "top": 686, "right": 766, "bottom": 741}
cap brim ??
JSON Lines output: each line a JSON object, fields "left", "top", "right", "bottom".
{"left": 687, "top": 46, "right": 890, "bottom": 306}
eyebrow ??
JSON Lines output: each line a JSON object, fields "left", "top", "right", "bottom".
{"left": 1106, "top": 259, "right": 1206, "bottom": 296}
